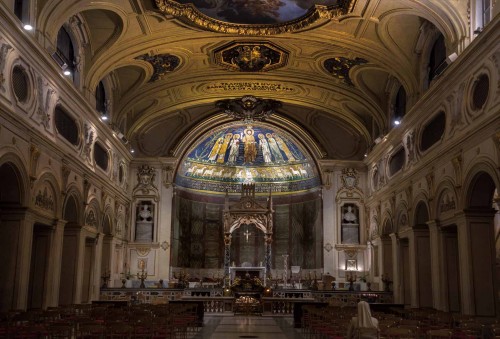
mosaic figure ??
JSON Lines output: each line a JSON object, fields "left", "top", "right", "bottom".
{"left": 209, "top": 137, "right": 224, "bottom": 162}
{"left": 217, "top": 133, "right": 233, "bottom": 163}
{"left": 258, "top": 133, "right": 272, "bottom": 163}
{"left": 242, "top": 127, "right": 257, "bottom": 163}
{"left": 266, "top": 133, "right": 284, "bottom": 162}
{"left": 228, "top": 134, "right": 241, "bottom": 163}
{"left": 274, "top": 134, "right": 295, "bottom": 161}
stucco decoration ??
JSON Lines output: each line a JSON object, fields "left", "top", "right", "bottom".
{"left": 155, "top": 0, "right": 355, "bottom": 35}
{"left": 214, "top": 42, "right": 288, "bottom": 72}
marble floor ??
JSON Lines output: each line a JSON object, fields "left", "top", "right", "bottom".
{"left": 193, "top": 315, "right": 304, "bottom": 339}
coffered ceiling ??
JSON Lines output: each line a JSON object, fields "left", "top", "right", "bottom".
{"left": 36, "top": 0, "right": 468, "bottom": 160}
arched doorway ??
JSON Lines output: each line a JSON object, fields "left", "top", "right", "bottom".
{"left": 413, "top": 201, "right": 432, "bottom": 308}
{"left": 0, "top": 162, "right": 25, "bottom": 311}
{"left": 463, "top": 171, "right": 497, "bottom": 316}
{"left": 59, "top": 194, "right": 80, "bottom": 305}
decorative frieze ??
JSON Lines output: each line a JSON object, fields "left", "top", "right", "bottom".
{"left": 34, "top": 187, "right": 55, "bottom": 211}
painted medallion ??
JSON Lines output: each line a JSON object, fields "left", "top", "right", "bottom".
{"left": 174, "top": 0, "right": 340, "bottom": 24}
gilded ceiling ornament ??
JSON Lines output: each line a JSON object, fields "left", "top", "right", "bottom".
{"left": 135, "top": 53, "right": 180, "bottom": 82}
{"left": 324, "top": 57, "right": 368, "bottom": 86}
{"left": 216, "top": 95, "right": 282, "bottom": 122}
{"left": 154, "top": 0, "right": 354, "bottom": 36}
{"left": 214, "top": 42, "right": 288, "bottom": 72}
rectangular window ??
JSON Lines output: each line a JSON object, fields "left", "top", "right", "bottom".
{"left": 14, "top": 0, "right": 24, "bottom": 21}
{"left": 483, "top": 0, "right": 491, "bottom": 25}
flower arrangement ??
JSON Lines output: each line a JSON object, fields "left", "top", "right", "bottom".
{"left": 358, "top": 273, "right": 369, "bottom": 283}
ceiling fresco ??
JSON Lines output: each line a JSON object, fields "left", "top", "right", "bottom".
{"left": 173, "top": 0, "right": 340, "bottom": 24}
{"left": 175, "top": 122, "right": 320, "bottom": 194}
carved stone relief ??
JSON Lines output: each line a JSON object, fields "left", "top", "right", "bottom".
{"left": 0, "top": 41, "right": 13, "bottom": 92}
{"left": 83, "top": 124, "right": 94, "bottom": 163}
{"left": 35, "top": 76, "right": 55, "bottom": 129}
{"left": 134, "top": 165, "right": 157, "bottom": 194}
{"left": 34, "top": 186, "right": 55, "bottom": 211}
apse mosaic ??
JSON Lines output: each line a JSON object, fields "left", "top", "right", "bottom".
{"left": 175, "top": 123, "right": 320, "bottom": 193}
{"left": 173, "top": 0, "right": 340, "bottom": 24}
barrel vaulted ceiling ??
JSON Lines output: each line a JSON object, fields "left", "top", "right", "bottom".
{"left": 36, "top": 0, "right": 467, "bottom": 160}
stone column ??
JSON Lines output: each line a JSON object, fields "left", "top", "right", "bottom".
{"left": 45, "top": 219, "right": 66, "bottom": 307}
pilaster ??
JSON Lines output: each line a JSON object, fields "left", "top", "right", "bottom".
{"left": 45, "top": 219, "right": 66, "bottom": 307}
{"left": 322, "top": 186, "right": 337, "bottom": 275}
{"left": 389, "top": 233, "right": 401, "bottom": 304}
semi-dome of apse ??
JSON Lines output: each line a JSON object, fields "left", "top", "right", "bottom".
{"left": 175, "top": 121, "right": 321, "bottom": 195}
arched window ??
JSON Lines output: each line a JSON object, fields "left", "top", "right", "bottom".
{"left": 482, "top": 0, "right": 492, "bottom": 26}
{"left": 55, "top": 26, "right": 75, "bottom": 80}
{"left": 428, "top": 34, "right": 446, "bottom": 83}
{"left": 393, "top": 85, "right": 406, "bottom": 125}
{"left": 14, "top": 0, "right": 26, "bottom": 22}
{"left": 95, "top": 81, "right": 106, "bottom": 114}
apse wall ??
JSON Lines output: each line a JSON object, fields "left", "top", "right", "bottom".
{"left": 170, "top": 189, "right": 323, "bottom": 274}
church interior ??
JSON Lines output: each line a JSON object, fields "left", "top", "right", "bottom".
{"left": 0, "top": 0, "right": 499, "bottom": 336}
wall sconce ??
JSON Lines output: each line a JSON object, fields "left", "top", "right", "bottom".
{"left": 161, "top": 241, "right": 169, "bottom": 251}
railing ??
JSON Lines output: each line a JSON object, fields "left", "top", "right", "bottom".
{"left": 99, "top": 288, "right": 393, "bottom": 313}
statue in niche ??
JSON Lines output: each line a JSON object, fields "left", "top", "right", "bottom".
{"left": 342, "top": 205, "right": 357, "bottom": 223}
{"left": 341, "top": 204, "right": 359, "bottom": 244}
{"left": 138, "top": 204, "right": 152, "bottom": 221}
{"left": 136, "top": 202, "right": 154, "bottom": 242}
